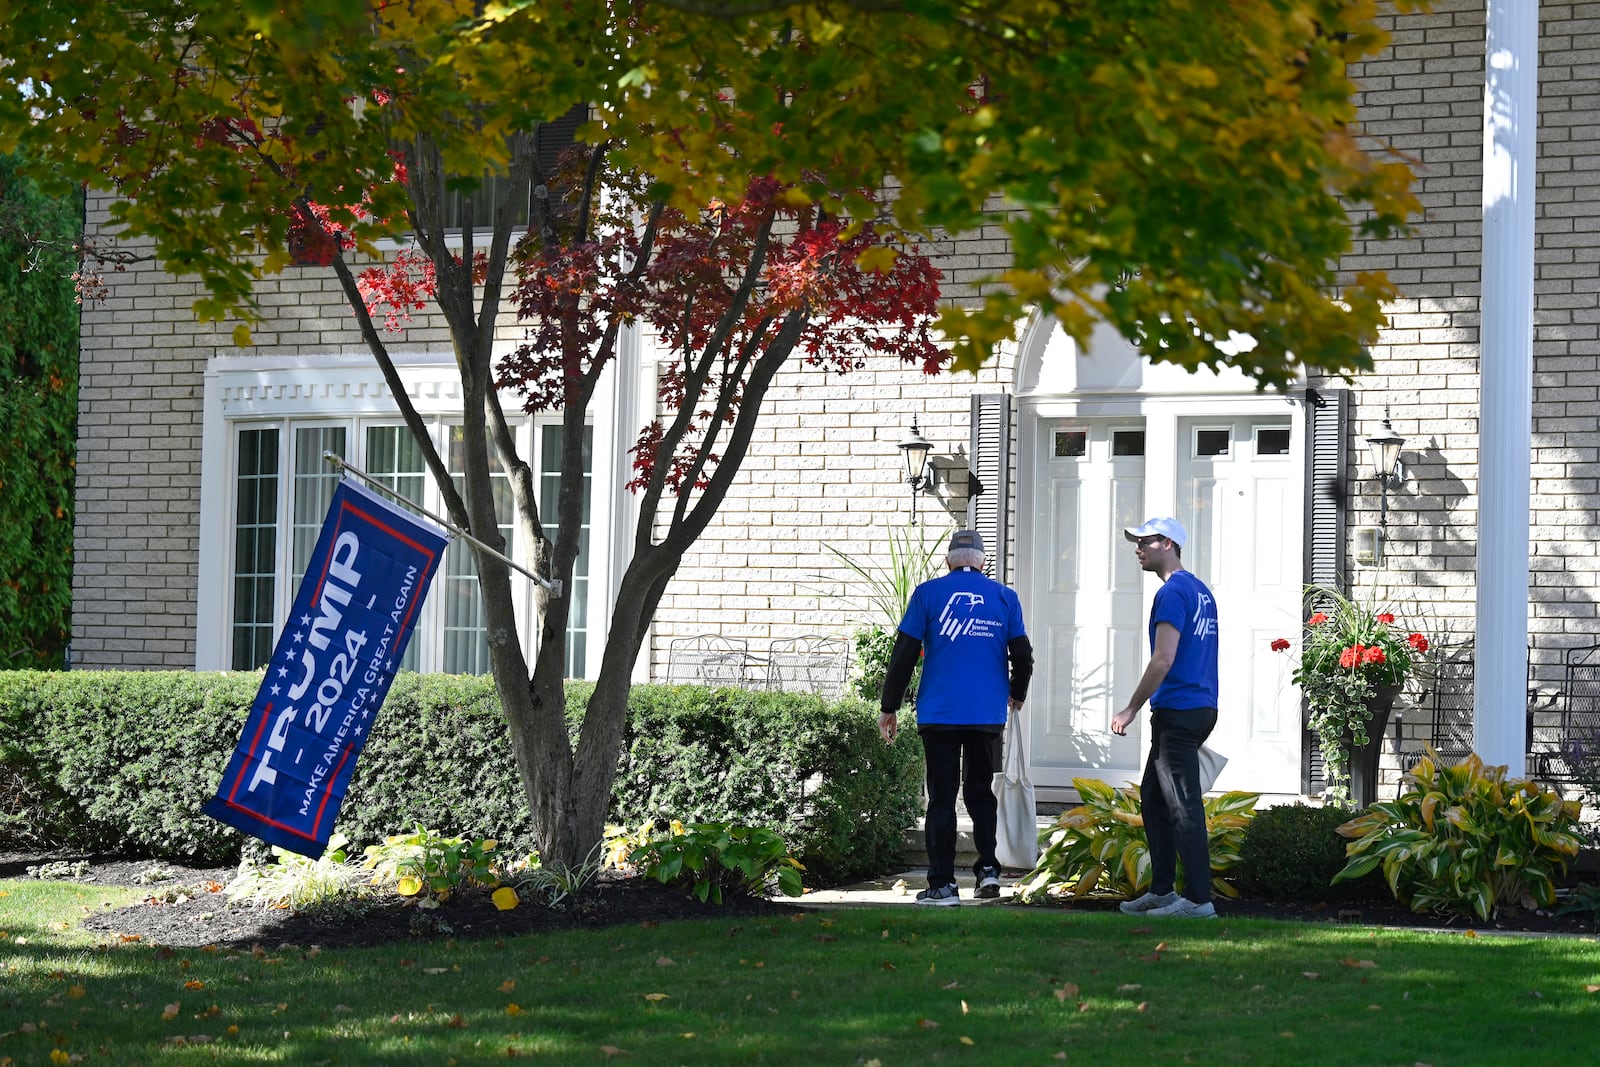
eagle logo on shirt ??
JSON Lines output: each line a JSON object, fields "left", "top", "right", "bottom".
{"left": 939, "top": 592, "right": 1000, "bottom": 640}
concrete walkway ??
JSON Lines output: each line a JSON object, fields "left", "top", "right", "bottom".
{"left": 792, "top": 867, "right": 1020, "bottom": 909}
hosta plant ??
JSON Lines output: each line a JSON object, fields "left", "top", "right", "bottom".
{"left": 1014, "top": 777, "right": 1259, "bottom": 904}
{"left": 616, "top": 820, "right": 804, "bottom": 904}
{"left": 1334, "top": 747, "right": 1585, "bottom": 921}
{"left": 362, "top": 827, "right": 507, "bottom": 905}
{"left": 226, "top": 833, "right": 368, "bottom": 910}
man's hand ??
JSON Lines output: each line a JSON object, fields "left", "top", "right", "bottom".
{"left": 1008, "top": 697, "right": 1024, "bottom": 712}
{"left": 1110, "top": 706, "right": 1138, "bottom": 736}
{"left": 879, "top": 712, "right": 898, "bottom": 743}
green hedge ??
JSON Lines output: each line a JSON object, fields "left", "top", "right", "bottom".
{"left": 0, "top": 671, "right": 923, "bottom": 884}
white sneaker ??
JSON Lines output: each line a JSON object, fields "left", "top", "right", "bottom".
{"left": 1119, "top": 890, "right": 1180, "bottom": 915}
{"left": 975, "top": 866, "right": 1002, "bottom": 899}
{"left": 1146, "top": 897, "right": 1217, "bottom": 919}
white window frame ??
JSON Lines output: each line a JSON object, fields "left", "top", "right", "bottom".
{"left": 196, "top": 349, "right": 620, "bottom": 678}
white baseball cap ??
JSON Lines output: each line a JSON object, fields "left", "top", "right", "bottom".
{"left": 1124, "top": 517, "right": 1187, "bottom": 548}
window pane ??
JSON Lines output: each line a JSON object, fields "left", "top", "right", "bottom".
{"left": 1256, "top": 427, "right": 1291, "bottom": 456}
{"left": 364, "top": 425, "right": 427, "bottom": 670}
{"left": 442, "top": 425, "right": 516, "bottom": 675}
{"left": 542, "top": 423, "right": 593, "bottom": 678}
{"left": 292, "top": 426, "right": 347, "bottom": 582}
{"left": 231, "top": 427, "right": 279, "bottom": 670}
{"left": 1111, "top": 431, "right": 1146, "bottom": 457}
{"left": 1054, "top": 430, "right": 1087, "bottom": 458}
{"left": 1194, "top": 428, "right": 1230, "bottom": 457}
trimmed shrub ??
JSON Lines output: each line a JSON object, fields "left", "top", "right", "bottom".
{"left": 0, "top": 671, "right": 921, "bottom": 882}
{"left": 1235, "top": 802, "right": 1386, "bottom": 902}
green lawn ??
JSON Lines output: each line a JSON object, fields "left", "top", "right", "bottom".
{"left": 4, "top": 881, "right": 1600, "bottom": 1066}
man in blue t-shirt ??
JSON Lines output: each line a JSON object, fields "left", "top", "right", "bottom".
{"left": 1110, "top": 516, "right": 1220, "bottom": 919}
{"left": 880, "top": 529, "right": 1033, "bottom": 906}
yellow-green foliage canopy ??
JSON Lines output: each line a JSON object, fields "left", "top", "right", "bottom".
{"left": 0, "top": 0, "right": 1424, "bottom": 389}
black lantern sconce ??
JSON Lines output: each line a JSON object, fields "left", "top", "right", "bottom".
{"left": 897, "top": 419, "right": 936, "bottom": 525}
{"left": 1365, "top": 407, "right": 1407, "bottom": 534}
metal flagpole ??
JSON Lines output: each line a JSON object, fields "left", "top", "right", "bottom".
{"left": 323, "top": 451, "right": 563, "bottom": 598}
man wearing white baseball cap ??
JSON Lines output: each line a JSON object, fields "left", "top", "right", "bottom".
{"left": 1110, "top": 517, "right": 1220, "bottom": 919}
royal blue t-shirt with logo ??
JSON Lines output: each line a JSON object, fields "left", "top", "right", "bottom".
{"left": 897, "top": 568, "right": 1027, "bottom": 727}
{"left": 1149, "top": 569, "right": 1219, "bottom": 710}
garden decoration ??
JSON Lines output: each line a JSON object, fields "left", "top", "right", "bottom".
{"left": 1272, "top": 586, "right": 1428, "bottom": 806}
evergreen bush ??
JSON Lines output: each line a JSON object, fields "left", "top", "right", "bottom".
{"left": 1235, "top": 802, "right": 1386, "bottom": 902}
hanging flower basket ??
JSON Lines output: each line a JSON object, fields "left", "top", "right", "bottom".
{"left": 1271, "top": 586, "right": 1428, "bottom": 805}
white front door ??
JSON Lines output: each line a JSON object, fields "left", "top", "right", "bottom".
{"left": 1029, "top": 419, "right": 1147, "bottom": 788}
{"left": 1026, "top": 410, "right": 1303, "bottom": 796}
{"left": 1175, "top": 416, "right": 1302, "bottom": 795}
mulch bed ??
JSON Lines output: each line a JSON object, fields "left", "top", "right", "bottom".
{"left": 0, "top": 852, "right": 802, "bottom": 950}
{"left": 5, "top": 852, "right": 1595, "bottom": 947}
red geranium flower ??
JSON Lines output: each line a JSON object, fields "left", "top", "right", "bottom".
{"left": 1408, "top": 633, "right": 1429, "bottom": 653}
{"left": 1271, "top": 638, "right": 1291, "bottom": 652}
{"left": 1308, "top": 612, "right": 1329, "bottom": 626}
{"left": 1338, "top": 645, "right": 1362, "bottom": 669}
{"left": 1376, "top": 612, "right": 1395, "bottom": 624}
{"left": 1364, "top": 646, "right": 1387, "bottom": 666}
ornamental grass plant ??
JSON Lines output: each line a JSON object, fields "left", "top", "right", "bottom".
{"left": 1272, "top": 584, "right": 1429, "bottom": 803}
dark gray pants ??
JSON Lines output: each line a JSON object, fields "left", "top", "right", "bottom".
{"left": 1141, "top": 706, "right": 1218, "bottom": 904}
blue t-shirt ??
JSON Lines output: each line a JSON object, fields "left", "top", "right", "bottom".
{"left": 897, "top": 568, "right": 1027, "bottom": 727}
{"left": 1149, "top": 569, "right": 1219, "bottom": 710}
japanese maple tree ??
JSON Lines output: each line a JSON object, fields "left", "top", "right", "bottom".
{"left": 0, "top": 0, "right": 1432, "bottom": 865}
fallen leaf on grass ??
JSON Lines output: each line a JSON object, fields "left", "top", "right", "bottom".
{"left": 162, "top": 1003, "right": 180, "bottom": 1020}
{"left": 599, "top": 1045, "right": 627, "bottom": 1057}
{"left": 1302, "top": 972, "right": 1320, "bottom": 980}
{"left": 1341, "top": 959, "right": 1379, "bottom": 969}
{"left": 1586, "top": 985, "right": 1600, "bottom": 994}
{"left": 500, "top": 980, "right": 517, "bottom": 994}
{"left": 492, "top": 887, "right": 520, "bottom": 911}
{"left": 183, "top": 980, "right": 205, "bottom": 990}
{"left": 1137, "top": 1002, "right": 1150, "bottom": 1013}
{"left": 506, "top": 1004, "right": 522, "bottom": 1016}
{"left": 67, "top": 985, "right": 85, "bottom": 999}
{"left": 1117, "top": 984, "right": 1141, "bottom": 993}
{"left": 642, "top": 993, "right": 670, "bottom": 1003}
{"left": 960, "top": 1000, "right": 968, "bottom": 1015}
{"left": 656, "top": 956, "right": 675, "bottom": 967}
{"left": 447, "top": 1014, "right": 466, "bottom": 1029}
{"left": 917, "top": 1018, "right": 939, "bottom": 1030}
{"left": 960, "top": 1036, "right": 975, "bottom": 1045}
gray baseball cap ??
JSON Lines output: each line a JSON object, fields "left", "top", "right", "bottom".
{"left": 948, "top": 529, "right": 985, "bottom": 554}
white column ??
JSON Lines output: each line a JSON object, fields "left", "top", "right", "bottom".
{"left": 1474, "top": 0, "right": 1537, "bottom": 775}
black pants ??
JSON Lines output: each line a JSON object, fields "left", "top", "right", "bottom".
{"left": 920, "top": 728, "right": 1002, "bottom": 888}
{"left": 1141, "top": 706, "right": 1218, "bottom": 904}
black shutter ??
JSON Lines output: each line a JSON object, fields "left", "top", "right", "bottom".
{"left": 968, "top": 393, "right": 1012, "bottom": 583}
{"left": 1302, "top": 386, "right": 1350, "bottom": 794}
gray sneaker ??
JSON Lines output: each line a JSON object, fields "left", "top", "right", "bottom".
{"left": 1146, "top": 896, "right": 1217, "bottom": 919}
{"left": 916, "top": 882, "right": 961, "bottom": 906}
{"left": 1119, "top": 890, "right": 1180, "bottom": 915}
{"left": 975, "top": 866, "right": 1002, "bottom": 899}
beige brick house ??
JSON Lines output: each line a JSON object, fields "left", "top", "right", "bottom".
{"left": 70, "top": 2, "right": 1600, "bottom": 803}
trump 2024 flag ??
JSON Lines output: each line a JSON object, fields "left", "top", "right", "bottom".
{"left": 204, "top": 479, "right": 448, "bottom": 858}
